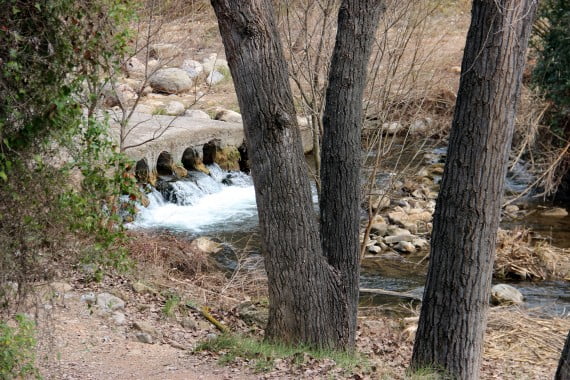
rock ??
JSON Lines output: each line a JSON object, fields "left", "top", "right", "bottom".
{"left": 384, "top": 234, "right": 414, "bottom": 244}
{"left": 149, "top": 68, "right": 192, "bottom": 94}
{"left": 164, "top": 101, "right": 185, "bottom": 116}
{"left": 429, "top": 164, "right": 445, "bottom": 175}
{"left": 237, "top": 302, "right": 269, "bottom": 326}
{"left": 402, "top": 222, "right": 419, "bottom": 234}
{"left": 387, "top": 211, "right": 408, "bottom": 226}
{"left": 370, "top": 223, "right": 388, "bottom": 236}
{"left": 136, "top": 332, "right": 154, "bottom": 344}
{"left": 206, "top": 333, "right": 218, "bottom": 341}
{"left": 394, "top": 241, "right": 416, "bottom": 254}
{"left": 124, "top": 57, "right": 146, "bottom": 78}
{"left": 202, "top": 54, "right": 229, "bottom": 74}
{"left": 112, "top": 312, "right": 126, "bottom": 325}
{"left": 181, "top": 147, "right": 209, "bottom": 175}
{"left": 190, "top": 237, "right": 222, "bottom": 255}
{"left": 387, "top": 226, "right": 412, "bottom": 236}
{"left": 149, "top": 43, "right": 182, "bottom": 60}
{"left": 206, "top": 70, "right": 225, "bottom": 85}
{"left": 491, "top": 284, "right": 523, "bottom": 305}
{"left": 381, "top": 121, "right": 403, "bottom": 135}
{"left": 372, "top": 195, "right": 390, "bottom": 211}
{"left": 540, "top": 207, "right": 568, "bottom": 218}
{"left": 102, "top": 83, "right": 137, "bottom": 108}
{"left": 505, "top": 205, "right": 520, "bottom": 214}
{"left": 96, "top": 293, "right": 125, "bottom": 311}
{"left": 214, "top": 109, "right": 242, "bottom": 123}
{"left": 367, "top": 245, "right": 382, "bottom": 254}
{"left": 184, "top": 109, "right": 211, "bottom": 119}
{"left": 181, "top": 59, "right": 203, "bottom": 78}
{"left": 133, "top": 321, "right": 160, "bottom": 339}
{"left": 371, "top": 215, "right": 387, "bottom": 224}
{"left": 412, "top": 237, "right": 429, "bottom": 249}
{"left": 132, "top": 281, "right": 156, "bottom": 295}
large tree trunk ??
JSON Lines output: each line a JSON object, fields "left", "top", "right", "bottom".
{"left": 211, "top": 0, "right": 349, "bottom": 348}
{"left": 557, "top": 330, "right": 570, "bottom": 380}
{"left": 410, "top": 1, "right": 537, "bottom": 378}
{"left": 320, "top": 0, "right": 385, "bottom": 346}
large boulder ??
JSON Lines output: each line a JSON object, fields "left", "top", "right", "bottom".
{"left": 491, "top": 284, "right": 524, "bottom": 305}
{"left": 149, "top": 68, "right": 192, "bottom": 94}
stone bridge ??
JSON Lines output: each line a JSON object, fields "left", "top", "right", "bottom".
{"left": 110, "top": 111, "right": 314, "bottom": 179}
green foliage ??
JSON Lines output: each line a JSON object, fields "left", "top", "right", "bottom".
{"left": 195, "top": 334, "right": 368, "bottom": 374}
{"left": 162, "top": 292, "right": 182, "bottom": 317}
{"left": 0, "top": 0, "right": 138, "bottom": 307}
{"left": 532, "top": 0, "right": 570, "bottom": 136}
{"left": 0, "top": 314, "right": 39, "bottom": 379}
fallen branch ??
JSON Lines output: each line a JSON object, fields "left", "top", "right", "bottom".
{"left": 359, "top": 287, "right": 422, "bottom": 301}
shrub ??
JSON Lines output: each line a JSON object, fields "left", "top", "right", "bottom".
{"left": 0, "top": 314, "right": 39, "bottom": 379}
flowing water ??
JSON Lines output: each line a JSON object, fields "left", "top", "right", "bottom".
{"left": 129, "top": 160, "right": 570, "bottom": 317}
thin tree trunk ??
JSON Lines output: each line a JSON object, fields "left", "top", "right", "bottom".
{"left": 410, "top": 1, "right": 538, "bottom": 378}
{"left": 211, "top": 0, "right": 349, "bottom": 349}
{"left": 320, "top": 0, "right": 385, "bottom": 347}
{"left": 557, "top": 330, "right": 570, "bottom": 380}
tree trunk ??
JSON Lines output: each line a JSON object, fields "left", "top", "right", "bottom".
{"left": 320, "top": 0, "right": 385, "bottom": 347}
{"left": 557, "top": 330, "right": 570, "bottom": 380}
{"left": 211, "top": 0, "right": 349, "bottom": 348}
{"left": 410, "top": 1, "right": 537, "bottom": 378}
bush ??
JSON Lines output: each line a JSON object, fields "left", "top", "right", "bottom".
{"left": 0, "top": 0, "right": 137, "bottom": 309}
{"left": 0, "top": 314, "right": 39, "bottom": 379}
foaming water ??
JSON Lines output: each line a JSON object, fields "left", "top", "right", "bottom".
{"left": 129, "top": 164, "right": 258, "bottom": 234}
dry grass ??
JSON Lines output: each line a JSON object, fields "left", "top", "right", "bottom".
{"left": 126, "top": 231, "right": 268, "bottom": 311}
{"left": 483, "top": 307, "right": 570, "bottom": 379}
{"left": 495, "top": 228, "right": 570, "bottom": 281}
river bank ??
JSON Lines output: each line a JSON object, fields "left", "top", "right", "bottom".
{"left": 28, "top": 230, "right": 568, "bottom": 379}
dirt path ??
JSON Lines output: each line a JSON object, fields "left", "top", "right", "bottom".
{"left": 36, "top": 282, "right": 254, "bottom": 380}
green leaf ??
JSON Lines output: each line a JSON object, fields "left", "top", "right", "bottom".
{"left": 0, "top": 171, "right": 7, "bottom": 181}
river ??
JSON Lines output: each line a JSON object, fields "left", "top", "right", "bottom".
{"left": 129, "top": 161, "right": 570, "bottom": 317}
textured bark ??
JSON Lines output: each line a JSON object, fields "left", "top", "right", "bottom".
{"left": 211, "top": 0, "right": 349, "bottom": 348}
{"left": 557, "top": 330, "right": 570, "bottom": 380}
{"left": 320, "top": 0, "right": 385, "bottom": 347}
{"left": 410, "top": 1, "right": 538, "bottom": 378}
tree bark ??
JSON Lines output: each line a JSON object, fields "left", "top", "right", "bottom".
{"left": 557, "top": 330, "right": 570, "bottom": 380}
{"left": 410, "top": 1, "right": 538, "bottom": 378}
{"left": 320, "top": 0, "right": 385, "bottom": 346}
{"left": 211, "top": 0, "right": 349, "bottom": 348}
